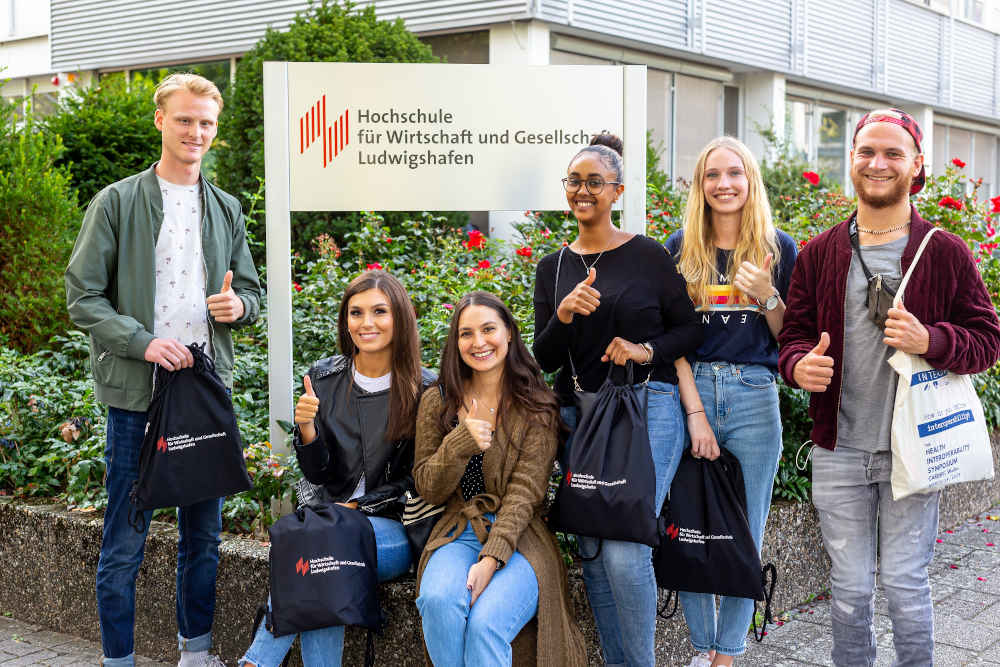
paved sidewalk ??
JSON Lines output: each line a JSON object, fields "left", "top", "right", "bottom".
{"left": 2, "top": 506, "right": 999, "bottom": 666}
{"left": 741, "top": 504, "right": 1000, "bottom": 666}
{"left": 0, "top": 617, "right": 169, "bottom": 667}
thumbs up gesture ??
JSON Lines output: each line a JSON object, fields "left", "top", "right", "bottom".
{"left": 463, "top": 398, "right": 494, "bottom": 452}
{"left": 793, "top": 332, "right": 835, "bottom": 392}
{"left": 207, "top": 270, "right": 245, "bottom": 323}
{"left": 556, "top": 267, "right": 601, "bottom": 324}
{"left": 734, "top": 253, "right": 776, "bottom": 305}
{"left": 295, "top": 375, "right": 320, "bottom": 444}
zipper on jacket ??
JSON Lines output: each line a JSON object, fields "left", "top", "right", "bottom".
{"left": 197, "top": 186, "right": 218, "bottom": 360}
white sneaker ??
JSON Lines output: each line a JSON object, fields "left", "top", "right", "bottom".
{"left": 686, "top": 653, "right": 713, "bottom": 667}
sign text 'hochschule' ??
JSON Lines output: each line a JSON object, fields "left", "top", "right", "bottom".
{"left": 287, "top": 63, "right": 625, "bottom": 211}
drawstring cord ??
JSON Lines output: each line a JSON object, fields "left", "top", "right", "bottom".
{"left": 795, "top": 440, "right": 816, "bottom": 472}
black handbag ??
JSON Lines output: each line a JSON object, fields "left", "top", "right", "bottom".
{"left": 549, "top": 360, "right": 659, "bottom": 547}
{"left": 267, "top": 503, "right": 382, "bottom": 635}
{"left": 653, "top": 447, "right": 777, "bottom": 641}
{"left": 129, "top": 342, "right": 251, "bottom": 526}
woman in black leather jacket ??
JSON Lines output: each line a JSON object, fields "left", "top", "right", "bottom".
{"left": 241, "top": 270, "right": 434, "bottom": 667}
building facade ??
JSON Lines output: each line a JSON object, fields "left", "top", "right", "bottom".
{"left": 5, "top": 0, "right": 1000, "bottom": 207}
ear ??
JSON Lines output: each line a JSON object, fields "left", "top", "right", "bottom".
{"left": 913, "top": 152, "right": 924, "bottom": 177}
{"left": 154, "top": 108, "right": 164, "bottom": 132}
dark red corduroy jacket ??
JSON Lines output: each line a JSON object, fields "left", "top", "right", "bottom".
{"left": 778, "top": 205, "right": 1000, "bottom": 451}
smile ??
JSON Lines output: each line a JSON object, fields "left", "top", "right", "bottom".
{"left": 471, "top": 349, "right": 495, "bottom": 360}
{"left": 358, "top": 332, "right": 379, "bottom": 340}
{"left": 865, "top": 175, "right": 893, "bottom": 182}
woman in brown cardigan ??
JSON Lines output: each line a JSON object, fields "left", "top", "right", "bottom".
{"left": 414, "top": 291, "right": 587, "bottom": 667}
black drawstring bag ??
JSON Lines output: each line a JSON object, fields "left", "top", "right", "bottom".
{"left": 549, "top": 361, "right": 659, "bottom": 547}
{"left": 653, "top": 447, "right": 777, "bottom": 641}
{"left": 129, "top": 342, "right": 251, "bottom": 526}
{"left": 266, "top": 503, "right": 382, "bottom": 664}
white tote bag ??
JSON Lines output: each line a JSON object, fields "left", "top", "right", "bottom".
{"left": 889, "top": 227, "right": 994, "bottom": 499}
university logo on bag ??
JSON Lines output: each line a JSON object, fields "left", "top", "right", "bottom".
{"left": 665, "top": 523, "right": 679, "bottom": 540}
{"left": 564, "top": 470, "right": 627, "bottom": 491}
{"left": 157, "top": 431, "right": 227, "bottom": 453}
{"left": 299, "top": 95, "right": 349, "bottom": 168}
{"left": 293, "top": 554, "right": 367, "bottom": 576}
{"left": 156, "top": 436, "right": 168, "bottom": 453}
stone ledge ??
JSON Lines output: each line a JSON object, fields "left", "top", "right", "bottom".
{"left": 1, "top": 431, "right": 996, "bottom": 665}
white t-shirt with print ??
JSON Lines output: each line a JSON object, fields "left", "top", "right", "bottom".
{"left": 153, "top": 176, "right": 211, "bottom": 355}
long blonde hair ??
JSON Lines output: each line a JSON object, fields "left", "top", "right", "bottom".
{"left": 676, "top": 136, "right": 779, "bottom": 308}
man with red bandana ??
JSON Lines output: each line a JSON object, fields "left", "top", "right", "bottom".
{"left": 779, "top": 108, "right": 1000, "bottom": 665}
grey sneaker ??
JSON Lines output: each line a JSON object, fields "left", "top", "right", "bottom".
{"left": 686, "top": 653, "right": 713, "bottom": 667}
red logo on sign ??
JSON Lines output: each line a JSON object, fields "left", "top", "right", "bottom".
{"left": 296, "top": 557, "right": 310, "bottom": 576}
{"left": 299, "top": 95, "right": 348, "bottom": 168}
{"left": 156, "top": 436, "right": 167, "bottom": 453}
{"left": 565, "top": 471, "right": 572, "bottom": 485}
{"left": 666, "top": 523, "right": 679, "bottom": 540}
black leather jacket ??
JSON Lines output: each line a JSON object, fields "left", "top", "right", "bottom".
{"left": 293, "top": 355, "right": 436, "bottom": 518}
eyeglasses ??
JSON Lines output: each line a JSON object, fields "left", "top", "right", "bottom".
{"left": 561, "top": 177, "right": 622, "bottom": 195}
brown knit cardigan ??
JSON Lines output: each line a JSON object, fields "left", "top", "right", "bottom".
{"left": 413, "top": 386, "right": 587, "bottom": 667}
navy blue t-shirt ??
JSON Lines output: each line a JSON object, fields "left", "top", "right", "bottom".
{"left": 664, "top": 229, "right": 798, "bottom": 370}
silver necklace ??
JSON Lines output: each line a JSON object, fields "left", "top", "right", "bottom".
{"left": 577, "top": 247, "right": 607, "bottom": 272}
{"left": 857, "top": 219, "right": 910, "bottom": 235}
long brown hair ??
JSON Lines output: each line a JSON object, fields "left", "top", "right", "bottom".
{"left": 436, "top": 291, "right": 562, "bottom": 438}
{"left": 337, "top": 270, "right": 422, "bottom": 441}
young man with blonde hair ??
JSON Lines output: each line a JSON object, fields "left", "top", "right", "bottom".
{"left": 66, "top": 72, "right": 261, "bottom": 667}
{"left": 779, "top": 108, "right": 1000, "bottom": 665}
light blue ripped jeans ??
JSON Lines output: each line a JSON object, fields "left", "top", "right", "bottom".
{"left": 562, "top": 380, "right": 685, "bottom": 667}
{"left": 812, "top": 445, "right": 940, "bottom": 667}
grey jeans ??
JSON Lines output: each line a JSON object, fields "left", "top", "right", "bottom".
{"left": 812, "top": 445, "right": 940, "bottom": 667}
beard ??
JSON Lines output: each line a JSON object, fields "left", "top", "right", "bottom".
{"left": 852, "top": 171, "right": 911, "bottom": 209}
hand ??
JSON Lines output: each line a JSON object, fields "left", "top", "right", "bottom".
{"left": 792, "top": 332, "right": 834, "bottom": 392}
{"left": 295, "top": 375, "right": 320, "bottom": 444}
{"left": 556, "top": 268, "right": 600, "bottom": 324}
{"left": 467, "top": 556, "right": 497, "bottom": 606}
{"left": 206, "top": 270, "right": 245, "bottom": 323}
{"left": 884, "top": 301, "right": 929, "bottom": 355}
{"left": 144, "top": 337, "right": 194, "bottom": 371}
{"left": 733, "top": 253, "right": 775, "bottom": 304}
{"left": 601, "top": 337, "right": 647, "bottom": 366}
{"left": 463, "top": 399, "right": 493, "bottom": 452}
{"left": 687, "top": 412, "right": 720, "bottom": 460}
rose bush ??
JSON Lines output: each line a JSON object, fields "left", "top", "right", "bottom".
{"left": 2, "top": 147, "right": 998, "bottom": 527}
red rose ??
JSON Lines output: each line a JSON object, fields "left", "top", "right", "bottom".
{"left": 516, "top": 246, "right": 533, "bottom": 258}
{"left": 366, "top": 262, "right": 383, "bottom": 270}
{"left": 293, "top": 282, "right": 303, "bottom": 292}
{"left": 990, "top": 196, "right": 1000, "bottom": 214}
{"left": 938, "top": 196, "right": 964, "bottom": 210}
{"left": 952, "top": 158, "right": 966, "bottom": 168}
{"left": 802, "top": 171, "right": 820, "bottom": 186}
{"left": 477, "top": 259, "right": 491, "bottom": 269}
{"left": 463, "top": 229, "right": 485, "bottom": 250}
{"left": 443, "top": 303, "right": 454, "bottom": 310}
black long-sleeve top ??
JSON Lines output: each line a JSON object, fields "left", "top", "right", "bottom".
{"left": 533, "top": 235, "right": 703, "bottom": 405}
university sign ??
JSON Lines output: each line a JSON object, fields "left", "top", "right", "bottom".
{"left": 264, "top": 62, "right": 646, "bottom": 447}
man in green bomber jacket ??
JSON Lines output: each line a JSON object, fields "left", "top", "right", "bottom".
{"left": 64, "top": 73, "right": 261, "bottom": 667}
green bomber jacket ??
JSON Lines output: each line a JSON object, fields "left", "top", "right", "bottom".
{"left": 64, "top": 163, "right": 261, "bottom": 412}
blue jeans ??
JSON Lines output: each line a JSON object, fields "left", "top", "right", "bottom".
{"left": 241, "top": 515, "right": 412, "bottom": 667}
{"left": 97, "top": 407, "right": 224, "bottom": 666}
{"left": 562, "top": 381, "right": 684, "bottom": 667}
{"left": 416, "top": 515, "right": 539, "bottom": 667}
{"left": 678, "top": 362, "right": 782, "bottom": 657}
{"left": 812, "top": 445, "right": 939, "bottom": 667}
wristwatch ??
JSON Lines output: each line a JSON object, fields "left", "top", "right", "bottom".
{"left": 756, "top": 289, "right": 780, "bottom": 312}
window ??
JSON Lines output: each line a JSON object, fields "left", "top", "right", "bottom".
{"left": 674, "top": 74, "right": 724, "bottom": 181}
{"left": 723, "top": 85, "right": 740, "bottom": 137}
{"left": 784, "top": 98, "right": 852, "bottom": 187}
